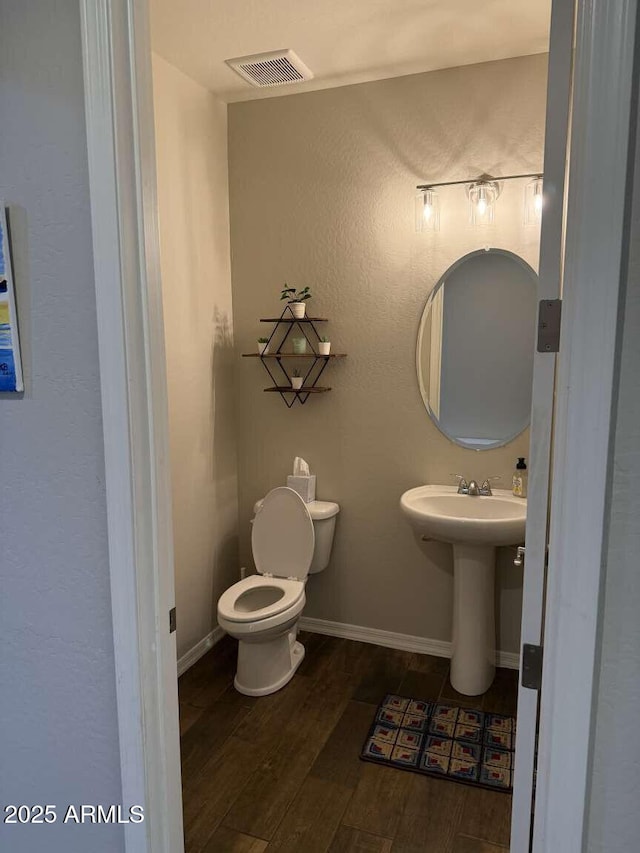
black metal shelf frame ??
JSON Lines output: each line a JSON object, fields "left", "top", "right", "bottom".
{"left": 243, "top": 305, "right": 345, "bottom": 407}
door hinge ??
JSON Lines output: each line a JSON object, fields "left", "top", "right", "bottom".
{"left": 521, "top": 643, "right": 543, "bottom": 689}
{"left": 537, "top": 298, "right": 562, "bottom": 352}
{"left": 169, "top": 607, "right": 177, "bottom": 634}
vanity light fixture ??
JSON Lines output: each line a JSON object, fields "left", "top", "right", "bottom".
{"left": 415, "top": 173, "right": 543, "bottom": 229}
{"left": 524, "top": 176, "right": 544, "bottom": 226}
{"left": 468, "top": 181, "right": 499, "bottom": 226}
{"left": 415, "top": 188, "right": 440, "bottom": 232}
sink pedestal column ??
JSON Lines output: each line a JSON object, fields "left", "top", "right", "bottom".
{"left": 450, "top": 544, "right": 496, "bottom": 696}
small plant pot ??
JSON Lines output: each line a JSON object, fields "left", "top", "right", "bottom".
{"left": 290, "top": 302, "right": 306, "bottom": 319}
{"left": 318, "top": 341, "right": 331, "bottom": 356}
{"left": 291, "top": 376, "right": 303, "bottom": 391}
{"left": 292, "top": 337, "right": 307, "bottom": 354}
{"left": 258, "top": 342, "right": 269, "bottom": 355}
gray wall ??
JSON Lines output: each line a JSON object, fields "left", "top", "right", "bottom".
{"left": 0, "top": 2, "right": 124, "bottom": 851}
{"left": 586, "top": 69, "right": 640, "bottom": 853}
{"left": 152, "top": 53, "right": 239, "bottom": 662}
{"left": 228, "top": 54, "right": 547, "bottom": 655}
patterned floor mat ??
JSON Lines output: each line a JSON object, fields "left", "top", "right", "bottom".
{"left": 360, "top": 694, "right": 515, "bottom": 792}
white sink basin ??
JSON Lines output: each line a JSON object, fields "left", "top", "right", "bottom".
{"left": 400, "top": 484, "right": 526, "bottom": 696}
{"left": 400, "top": 485, "right": 526, "bottom": 546}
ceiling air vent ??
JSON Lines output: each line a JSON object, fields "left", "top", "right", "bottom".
{"left": 225, "top": 49, "right": 314, "bottom": 88}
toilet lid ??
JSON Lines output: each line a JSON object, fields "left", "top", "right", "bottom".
{"left": 252, "top": 487, "right": 315, "bottom": 581}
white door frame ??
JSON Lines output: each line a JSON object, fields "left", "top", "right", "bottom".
{"left": 533, "top": 0, "right": 638, "bottom": 849}
{"left": 79, "top": 0, "right": 637, "bottom": 851}
{"left": 510, "top": 0, "right": 575, "bottom": 847}
{"left": 79, "top": 1, "right": 183, "bottom": 851}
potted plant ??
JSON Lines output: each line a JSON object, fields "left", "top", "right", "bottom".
{"left": 280, "top": 284, "right": 312, "bottom": 319}
{"left": 292, "top": 336, "right": 307, "bottom": 354}
{"left": 318, "top": 336, "right": 331, "bottom": 356}
{"left": 291, "top": 369, "right": 303, "bottom": 391}
{"left": 257, "top": 337, "right": 269, "bottom": 355}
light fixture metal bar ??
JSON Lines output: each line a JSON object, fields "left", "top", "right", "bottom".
{"left": 417, "top": 172, "right": 542, "bottom": 190}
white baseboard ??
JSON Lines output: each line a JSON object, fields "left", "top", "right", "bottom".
{"left": 497, "top": 650, "right": 520, "bottom": 670}
{"left": 177, "top": 618, "right": 520, "bottom": 675}
{"left": 177, "top": 625, "right": 225, "bottom": 677}
{"left": 298, "top": 616, "right": 520, "bottom": 671}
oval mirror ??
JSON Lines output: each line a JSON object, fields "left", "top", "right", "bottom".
{"left": 416, "top": 248, "right": 537, "bottom": 450}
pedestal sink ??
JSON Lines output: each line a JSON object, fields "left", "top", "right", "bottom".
{"left": 400, "top": 485, "right": 526, "bottom": 696}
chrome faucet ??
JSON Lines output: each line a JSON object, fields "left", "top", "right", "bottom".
{"left": 454, "top": 475, "right": 500, "bottom": 496}
{"left": 454, "top": 475, "right": 469, "bottom": 493}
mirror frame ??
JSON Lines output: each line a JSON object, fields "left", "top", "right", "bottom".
{"left": 415, "top": 247, "right": 538, "bottom": 451}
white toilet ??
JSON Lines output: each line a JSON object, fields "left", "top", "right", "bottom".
{"left": 217, "top": 486, "right": 339, "bottom": 696}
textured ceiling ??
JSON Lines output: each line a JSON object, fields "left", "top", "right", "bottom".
{"left": 150, "top": 0, "right": 551, "bottom": 102}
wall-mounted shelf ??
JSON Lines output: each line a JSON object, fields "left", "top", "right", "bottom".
{"left": 243, "top": 353, "right": 346, "bottom": 359}
{"left": 264, "top": 386, "right": 331, "bottom": 394}
{"left": 259, "top": 317, "right": 328, "bottom": 323}
{"left": 242, "top": 306, "right": 346, "bottom": 407}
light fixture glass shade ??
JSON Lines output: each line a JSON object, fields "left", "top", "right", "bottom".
{"left": 415, "top": 188, "right": 440, "bottom": 232}
{"left": 524, "top": 177, "right": 544, "bottom": 226}
{"left": 468, "top": 181, "right": 498, "bottom": 226}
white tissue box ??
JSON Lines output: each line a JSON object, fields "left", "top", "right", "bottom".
{"left": 287, "top": 474, "right": 316, "bottom": 503}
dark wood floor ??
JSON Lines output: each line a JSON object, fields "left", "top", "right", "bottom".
{"left": 178, "top": 632, "right": 518, "bottom": 853}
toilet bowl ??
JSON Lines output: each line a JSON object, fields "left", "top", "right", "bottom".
{"left": 217, "top": 486, "right": 339, "bottom": 696}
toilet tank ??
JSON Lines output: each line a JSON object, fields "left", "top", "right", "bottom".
{"left": 252, "top": 497, "right": 340, "bottom": 574}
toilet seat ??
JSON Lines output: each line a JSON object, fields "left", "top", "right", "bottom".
{"left": 218, "top": 575, "right": 304, "bottom": 623}
{"left": 219, "top": 488, "right": 313, "bottom": 625}
{"left": 252, "top": 486, "right": 315, "bottom": 581}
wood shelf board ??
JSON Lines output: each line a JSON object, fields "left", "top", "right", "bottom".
{"left": 264, "top": 386, "right": 331, "bottom": 393}
{"left": 259, "top": 317, "right": 328, "bottom": 323}
{"left": 242, "top": 353, "right": 346, "bottom": 358}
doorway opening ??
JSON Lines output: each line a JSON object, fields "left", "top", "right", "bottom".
{"left": 80, "top": 0, "right": 640, "bottom": 849}
{"left": 148, "top": 0, "right": 553, "bottom": 847}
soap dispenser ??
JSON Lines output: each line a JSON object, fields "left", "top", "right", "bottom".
{"left": 513, "top": 457, "right": 528, "bottom": 498}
